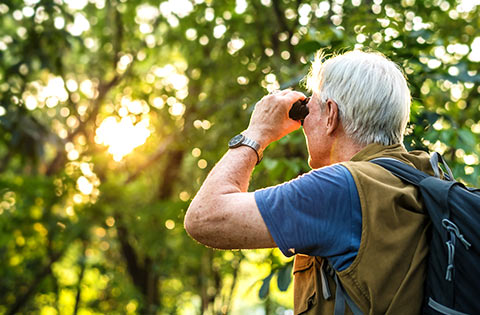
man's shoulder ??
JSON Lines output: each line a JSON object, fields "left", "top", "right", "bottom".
{"left": 344, "top": 153, "right": 432, "bottom": 176}
{"left": 346, "top": 143, "right": 433, "bottom": 175}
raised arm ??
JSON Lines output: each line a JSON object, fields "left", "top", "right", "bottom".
{"left": 184, "top": 89, "right": 306, "bottom": 249}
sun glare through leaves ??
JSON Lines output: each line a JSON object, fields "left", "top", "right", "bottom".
{"left": 95, "top": 116, "right": 151, "bottom": 161}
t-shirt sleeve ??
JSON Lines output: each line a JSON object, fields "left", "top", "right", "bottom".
{"left": 254, "top": 164, "right": 361, "bottom": 271}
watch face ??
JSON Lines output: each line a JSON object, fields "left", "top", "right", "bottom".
{"left": 228, "top": 134, "right": 245, "bottom": 148}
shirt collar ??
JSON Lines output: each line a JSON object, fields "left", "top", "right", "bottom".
{"left": 350, "top": 143, "right": 407, "bottom": 162}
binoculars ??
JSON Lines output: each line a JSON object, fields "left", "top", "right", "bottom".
{"left": 289, "top": 97, "right": 310, "bottom": 123}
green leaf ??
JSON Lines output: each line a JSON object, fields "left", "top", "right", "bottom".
{"left": 259, "top": 273, "right": 274, "bottom": 299}
{"left": 458, "top": 129, "right": 476, "bottom": 151}
{"left": 263, "top": 157, "right": 279, "bottom": 171}
{"left": 277, "top": 262, "right": 293, "bottom": 291}
{"left": 296, "top": 40, "right": 322, "bottom": 54}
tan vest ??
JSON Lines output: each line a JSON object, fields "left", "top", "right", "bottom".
{"left": 293, "top": 144, "right": 433, "bottom": 314}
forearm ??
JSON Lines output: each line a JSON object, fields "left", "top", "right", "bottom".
{"left": 185, "top": 145, "right": 257, "bottom": 228}
{"left": 195, "top": 146, "right": 257, "bottom": 197}
{"left": 184, "top": 145, "right": 274, "bottom": 249}
{"left": 184, "top": 90, "right": 305, "bottom": 249}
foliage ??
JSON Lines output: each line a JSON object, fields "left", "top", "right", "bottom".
{"left": 0, "top": 0, "right": 479, "bottom": 314}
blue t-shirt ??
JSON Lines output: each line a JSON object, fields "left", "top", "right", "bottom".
{"left": 254, "top": 164, "right": 362, "bottom": 271}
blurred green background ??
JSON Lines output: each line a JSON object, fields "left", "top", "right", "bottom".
{"left": 0, "top": 0, "right": 479, "bottom": 314}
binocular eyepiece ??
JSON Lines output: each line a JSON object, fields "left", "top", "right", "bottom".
{"left": 289, "top": 97, "right": 310, "bottom": 124}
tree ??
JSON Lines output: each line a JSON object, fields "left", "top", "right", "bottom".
{"left": 0, "top": 0, "right": 479, "bottom": 314}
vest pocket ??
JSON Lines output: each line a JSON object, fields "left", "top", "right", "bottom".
{"left": 293, "top": 255, "right": 320, "bottom": 314}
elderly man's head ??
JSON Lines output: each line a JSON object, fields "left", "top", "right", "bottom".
{"left": 306, "top": 50, "right": 411, "bottom": 146}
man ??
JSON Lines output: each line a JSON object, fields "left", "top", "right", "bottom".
{"left": 184, "top": 50, "right": 432, "bottom": 314}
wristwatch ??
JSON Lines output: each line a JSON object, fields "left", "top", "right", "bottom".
{"left": 228, "top": 134, "right": 263, "bottom": 164}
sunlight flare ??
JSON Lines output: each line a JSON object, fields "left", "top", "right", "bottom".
{"left": 95, "top": 116, "right": 151, "bottom": 161}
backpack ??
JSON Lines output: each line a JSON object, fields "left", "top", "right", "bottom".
{"left": 371, "top": 153, "right": 480, "bottom": 315}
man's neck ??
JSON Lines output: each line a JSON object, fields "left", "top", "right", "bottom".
{"left": 313, "top": 137, "right": 365, "bottom": 168}
{"left": 333, "top": 138, "right": 366, "bottom": 162}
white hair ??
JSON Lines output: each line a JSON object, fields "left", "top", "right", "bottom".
{"left": 306, "top": 50, "right": 411, "bottom": 146}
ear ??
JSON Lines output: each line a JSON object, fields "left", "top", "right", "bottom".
{"left": 326, "top": 99, "right": 340, "bottom": 135}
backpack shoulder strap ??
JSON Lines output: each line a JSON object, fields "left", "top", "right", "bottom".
{"left": 370, "top": 157, "right": 430, "bottom": 186}
{"left": 430, "top": 152, "right": 455, "bottom": 181}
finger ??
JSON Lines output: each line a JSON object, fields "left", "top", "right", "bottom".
{"left": 268, "top": 89, "right": 281, "bottom": 95}
{"left": 260, "top": 90, "right": 306, "bottom": 112}
{"left": 276, "top": 89, "right": 292, "bottom": 96}
{"left": 285, "top": 116, "right": 302, "bottom": 132}
{"left": 279, "top": 91, "right": 308, "bottom": 109}
{"left": 283, "top": 90, "right": 307, "bottom": 101}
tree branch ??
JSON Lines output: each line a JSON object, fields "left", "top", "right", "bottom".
{"left": 7, "top": 251, "right": 63, "bottom": 315}
{"left": 125, "top": 136, "right": 174, "bottom": 184}
{"left": 223, "top": 253, "right": 244, "bottom": 314}
{"left": 45, "top": 0, "right": 132, "bottom": 176}
{"left": 157, "top": 148, "right": 184, "bottom": 200}
{"left": 46, "top": 66, "right": 132, "bottom": 176}
{"left": 272, "top": 0, "right": 296, "bottom": 61}
{"left": 73, "top": 242, "right": 87, "bottom": 315}
{"left": 115, "top": 218, "right": 146, "bottom": 291}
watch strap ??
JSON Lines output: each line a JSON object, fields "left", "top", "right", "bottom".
{"left": 229, "top": 134, "right": 263, "bottom": 164}
{"left": 241, "top": 136, "right": 263, "bottom": 164}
